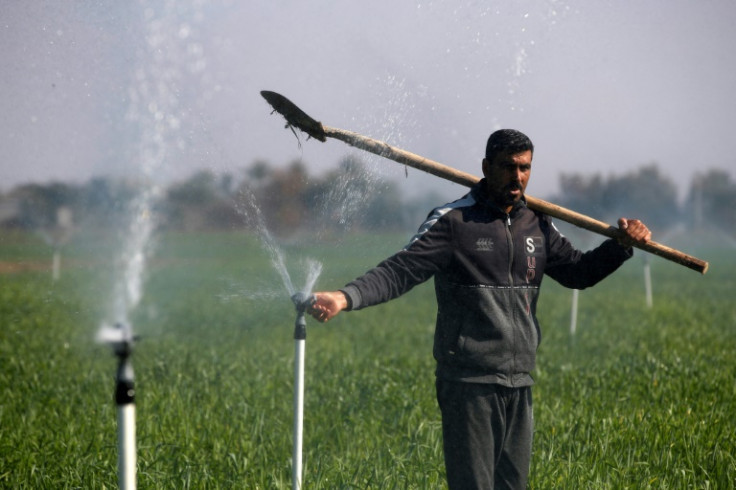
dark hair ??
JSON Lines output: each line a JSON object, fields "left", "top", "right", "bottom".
{"left": 485, "top": 129, "right": 534, "bottom": 162}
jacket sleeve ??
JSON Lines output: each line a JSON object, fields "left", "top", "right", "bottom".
{"left": 543, "top": 218, "right": 633, "bottom": 289}
{"left": 340, "top": 211, "right": 454, "bottom": 310}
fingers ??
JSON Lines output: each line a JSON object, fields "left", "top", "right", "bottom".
{"left": 311, "top": 306, "right": 330, "bottom": 323}
{"left": 311, "top": 300, "right": 332, "bottom": 323}
{"left": 307, "top": 291, "right": 347, "bottom": 323}
{"left": 617, "top": 218, "right": 651, "bottom": 246}
{"left": 306, "top": 295, "right": 328, "bottom": 322}
{"left": 626, "top": 219, "right": 652, "bottom": 243}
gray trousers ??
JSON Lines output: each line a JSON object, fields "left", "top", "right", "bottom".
{"left": 436, "top": 379, "right": 533, "bottom": 489}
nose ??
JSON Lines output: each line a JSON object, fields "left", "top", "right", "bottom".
{"left": 511, "top": 166, "right": 523, "bottom": 182}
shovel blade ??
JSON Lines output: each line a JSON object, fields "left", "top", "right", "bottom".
{"left": 261, "top": 90, "right": 327, "bottom": 142}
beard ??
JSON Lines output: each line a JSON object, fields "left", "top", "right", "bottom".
{"left": 486, "top": 180, "right": 525, "bottom": 209}
{"left": 501, "top": 183, "right": 523, "bottom": 204}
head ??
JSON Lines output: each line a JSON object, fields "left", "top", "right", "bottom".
{"left": 482, "top": 129, "right": 534, "bottom": 212}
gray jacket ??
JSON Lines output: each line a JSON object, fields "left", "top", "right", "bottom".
{"left": 341, "top": 180, "right": 632, "bottom": 386}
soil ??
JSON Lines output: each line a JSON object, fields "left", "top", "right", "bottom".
{"left": 0, "top": 261, "right": 51, "bottom": 274}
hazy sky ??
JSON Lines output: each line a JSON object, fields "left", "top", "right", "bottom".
{"left": 2, "top": 0, "right": 735, "bottom": 202}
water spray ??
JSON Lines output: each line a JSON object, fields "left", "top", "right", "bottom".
{"left": 290, "top": 292, "right": 315, "bottom": 490}
{"left": 98, "top": 323, "right": 138, "bottom": 490}
{"left": 234, "top": 177, "right": 322, "bottom": 488}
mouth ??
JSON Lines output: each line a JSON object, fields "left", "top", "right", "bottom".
{"left": 506, "top": 184, "right": 522, "bottom": 197}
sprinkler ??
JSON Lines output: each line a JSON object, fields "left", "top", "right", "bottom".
{"left": 290, "top": 292, "right": 315, "bottom": 490}
{"left": 291, "top": 292, "right": 314, "bottom": 340}
{"left": 99, "top": 322, "right": 138, "bottom": 490}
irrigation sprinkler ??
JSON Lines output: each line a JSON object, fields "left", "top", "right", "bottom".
{"left": 291, "top": 292, "right": 315, "bottom": 490}
{"left": 98, "top": 323, "right": 137, "bottom": 490}
{"left": 38, "top": 206, "right": 75, "bottom": 281}
{"left": 643, "top": 255, "right": 653, "bottom": 308}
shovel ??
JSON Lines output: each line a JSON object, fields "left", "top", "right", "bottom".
{"left": 261, "top": 90, "right": 708, "bottom": 274}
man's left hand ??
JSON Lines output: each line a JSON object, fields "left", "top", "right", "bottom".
{"left": 617, "top": 218, "right": 652, "bottom": 247}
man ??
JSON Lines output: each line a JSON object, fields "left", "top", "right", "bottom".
{"left": 307, "top": 129, "right": 651, "bottom": 489}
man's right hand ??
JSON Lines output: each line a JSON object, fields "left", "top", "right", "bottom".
{"left": 307, "top": 291, "right": 349, "bottom": 323}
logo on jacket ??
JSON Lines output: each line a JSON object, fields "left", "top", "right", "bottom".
{"left": 475, "top": 237, "right": 495, "bottom": 251}
{"left": 524, "top": 236, "right": 544, "bottom": 255}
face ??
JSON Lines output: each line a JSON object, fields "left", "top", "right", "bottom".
{"left": 482, "top": 149, "right": 533, "bottom": 212}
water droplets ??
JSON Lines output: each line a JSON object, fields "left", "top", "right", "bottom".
{"left": 100, "top": 1, "right": 207, "bottom": 335}
{"left": 178, "top": 23, "right": 191, "bottom": 39}
{"left": 234, "top": 185, "right": 322, "bottom": 300}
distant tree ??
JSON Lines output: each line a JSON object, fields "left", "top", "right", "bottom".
{"left": 236, "top": 156, "right": 408, "bottom": 235}
{"left": 218, "top": 172, "right": 235, "bottom": 197}
{"left": 316, "top": 156, "right": 376, "bottom": 231}
{"left": 401, "top": 189, "right": 450, "bottom": 228}
{"left": 164, "top": 170, "right": 239, "bottom": 231}
{"left": 1, "top": 159, "right": 443, "bottom": 235}
{"left": 554, "top": 163, "right": 680, "bottom": 232}
{"left": 84, "top": 178, "right": 116, "bottom": 216}
{"left": 362, "top": 180, "right": 403, "bottom": 230}
{"left": 316, "top": 155, "right": 406, "bottom": 231}
{"left": 79, "top": 177, "right": 143, "bottom": 229}
{"left": 556, "top": 173, "right": 607, "bottom": 220}
{"left": 603, "top": 164, "right": 680, "bottom": 231}
{"left": 246, "top": 160, "right": 272, "bottom": 185}
{"left": 685, "top": 169, "right": 736, "bottom": 234}
{"left": 255, "top": 160, "right": 311, "bottom": 234}
{"left": 10, "top": 182, "right": 81, "bottom": 229}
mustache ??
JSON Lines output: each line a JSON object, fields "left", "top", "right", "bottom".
{"left": 505, "top": 182, "right": 523, "bottom": 191}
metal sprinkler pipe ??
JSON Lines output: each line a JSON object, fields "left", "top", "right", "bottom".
{"left": 109, "top": 323, "right": 137, "bottom": 490}
{"left": 290, "top": 292, "right": 315, "bottom": 490}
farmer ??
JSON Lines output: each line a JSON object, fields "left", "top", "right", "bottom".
{"left": 307, "top": 129, "right": 651, "bottom": 489}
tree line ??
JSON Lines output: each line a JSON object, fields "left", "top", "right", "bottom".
{"left": 0, "top": 156, "right": 424, "bottom": 237}
{"left": 551, "top": 165, "right": 736, "bottom": 235}
{"left": 1, "top": 158, "right": 734, "bottom": 239}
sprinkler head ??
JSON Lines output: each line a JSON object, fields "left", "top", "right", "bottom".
{"left": 291, "top": 292, "right": 315, "bottom": 313}
{"left": 97, "top": 322, "right": 138, "bottom": 358}
{"left": 291, "top": 293, "right": 314, "bottom": 341}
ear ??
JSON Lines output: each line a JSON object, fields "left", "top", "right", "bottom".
{"left": 482, "top": 158, "right": 491, "bottom": 178}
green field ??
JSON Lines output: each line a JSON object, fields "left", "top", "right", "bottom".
{"left": 1, "top": 229, "right": 734, "bottom": 488}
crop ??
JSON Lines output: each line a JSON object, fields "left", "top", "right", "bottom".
{"left": 1, "top": 231, "right": 734, "bottom": 488}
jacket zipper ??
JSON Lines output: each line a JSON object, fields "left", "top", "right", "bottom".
{"left": 505, "top": 215, "right": 514, "bottom": 282}
{"left": 505, "top": 214, "right": 518, "bottom": 386}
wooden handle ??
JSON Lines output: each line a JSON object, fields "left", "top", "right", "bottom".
{"left": 260, "top": 90, "right": 708, "bottom": 274}
{"left": 324, "top": 125, "right": 709, "bottom": 274}
{"left": 525, "top": 195, "right": 708, "bottom": 274}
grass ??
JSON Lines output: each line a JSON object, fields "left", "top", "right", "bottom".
{"left": 1, "top": 230, "right": 734, "bottom": 488}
